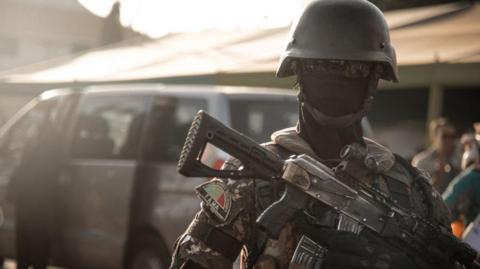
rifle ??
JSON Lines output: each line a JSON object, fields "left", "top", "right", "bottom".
{"left": 177, "top": 110, "right": 480, "bottom": 269}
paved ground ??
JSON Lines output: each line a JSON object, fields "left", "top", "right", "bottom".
{"left": 3, "top": 260, "right": 17, "bottom": 269}
{"left": 3, "top": 259, "right": 62, "bottom": 269}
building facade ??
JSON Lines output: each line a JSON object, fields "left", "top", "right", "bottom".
{"left": 0, "top": 0, "right": 141, "bottom": 71}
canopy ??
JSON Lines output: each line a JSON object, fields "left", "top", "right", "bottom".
{"left": 0, "top": 2, "right": 479, "bottom": 88}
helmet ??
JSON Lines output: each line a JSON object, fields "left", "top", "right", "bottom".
{"left": 276, "top": 0, "right": 398, "bottom": 82}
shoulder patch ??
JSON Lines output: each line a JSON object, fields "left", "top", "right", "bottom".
{"left": 196, "top": 181, "right": 232, "bottom": 222}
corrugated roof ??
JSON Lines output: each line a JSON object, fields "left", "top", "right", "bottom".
{"left": 391, "top": 3, "right": 480, "bottom": 65}
{"left": 0, "top": 2, "right": 478, "bottom": 84}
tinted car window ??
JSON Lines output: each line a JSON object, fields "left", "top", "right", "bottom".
{"left": 0, "top": 99, "right": 59, "bottom": 182}
{"left": 229, "top": 98, "right": 298, "bottom": 143}
{"left": 145, "top": 97, "right": 207, "bottom": 162}
{"left": 71, "top": 95, "right": 149, "bottom": 160}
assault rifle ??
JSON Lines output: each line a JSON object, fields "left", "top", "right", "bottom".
{"left": 177, "top": 111, "right": 479, "bottom": 269}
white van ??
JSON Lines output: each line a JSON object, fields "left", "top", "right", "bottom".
{"left": 0, "top": 84, "right": 298, "bottom": 269}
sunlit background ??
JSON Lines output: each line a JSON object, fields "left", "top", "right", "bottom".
{"left": 79, "top": 0, "right": 303, "bottom": 37}
{"left": 0, "top": 1, "right": 478, "bottom": 268}
{"left": 0, "top": 0, "right": 477, "bottom": 157}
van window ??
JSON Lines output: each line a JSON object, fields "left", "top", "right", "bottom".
{"left": 0, "top": 99, "right": 59, "bottom": 181}
{"left": 71, "top": 95, "right": 149, "bottom": 160}
{"left": 145, "top": 97, "right": 207, "bottom": 162}
{"left": 229, "top": 99, "right": 298, "bottom": 143}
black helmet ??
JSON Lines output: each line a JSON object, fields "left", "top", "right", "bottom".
{"left": 277, "top": 0, "right": 398, "bottom": 82}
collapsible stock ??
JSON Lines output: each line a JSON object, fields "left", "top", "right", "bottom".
{"left": 177, "top": 110, "right": 283, "bottom": 180}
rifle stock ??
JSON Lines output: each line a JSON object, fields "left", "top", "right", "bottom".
{"left": 177, "top": 110, "right": 284, "bottom": 180}
{"left": 177, "top": 110, "right": 302, "bottom": 239}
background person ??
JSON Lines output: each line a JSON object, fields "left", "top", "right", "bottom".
{"left": 412, "top": 117, "right": 460, "bottom": 193}
{"left": 443, "top": 130, "right": 480, "bottom": 238}
{"left": 8, "top": 116, "right": 63, "bottom": 269}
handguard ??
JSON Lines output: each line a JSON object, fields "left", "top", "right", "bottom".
{"left": 281, "top": 154, "right": 385, "bottom": 234}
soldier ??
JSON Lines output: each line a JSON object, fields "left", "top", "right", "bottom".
{"left": 170, "top": 0, "right": 455, "bottom": 268}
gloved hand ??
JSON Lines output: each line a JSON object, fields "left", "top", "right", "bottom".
{"left": 322, "top": 232, "right": 417, "bottom": 269}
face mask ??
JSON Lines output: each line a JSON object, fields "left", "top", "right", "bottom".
{"left": 300, "top": 73, "right": 369, "bottom": 117}
{"left": 295, "top": 59, "right": 381, "bottom": 128}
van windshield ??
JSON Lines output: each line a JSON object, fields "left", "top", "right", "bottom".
{"left": 229, "top": 98, "right": 298, "bottom": 143}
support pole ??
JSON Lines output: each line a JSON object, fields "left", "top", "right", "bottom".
{"left": 425, "top": 83, "right": 444, "bottom": 144}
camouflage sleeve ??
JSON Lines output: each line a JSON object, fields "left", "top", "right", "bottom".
{"left": 395, "top": 156, "right": 453, "bottom": 229}
{"left": 430, "top": 186, "right": 453, "bottom": 228}
{"left": 170, "top": 158, "right": 257, "bottom": 269}
{"left": 416, "top": 169, "right": 453, "bottom": 228}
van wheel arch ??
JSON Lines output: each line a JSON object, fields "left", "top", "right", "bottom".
{"left": 125, "top": 229, "right": 171, "bottom": 269}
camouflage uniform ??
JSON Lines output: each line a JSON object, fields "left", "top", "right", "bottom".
{"left": 171, "top": 0, "right": 455, "bottom": 267}
{"left": 170, "top": 128, "right": 452, "bottom": 269}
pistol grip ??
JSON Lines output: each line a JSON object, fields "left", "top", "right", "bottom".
{"left": 256, "top": 186, "right": 308, "bottom": 239}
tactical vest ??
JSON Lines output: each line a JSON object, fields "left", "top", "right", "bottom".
{"left": 244, "top": 128, "right": 451, "bottom": 269}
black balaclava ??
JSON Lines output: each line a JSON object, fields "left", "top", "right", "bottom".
{"left": 294, "top": 59, "right": 382, "bottom": 165}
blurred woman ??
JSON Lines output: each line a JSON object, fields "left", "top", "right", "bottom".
{"left": 443, "top": 131, "right": 480, "bottom": 238}
{"left": 412, "top": 118, "right": 460, "bottom": 193}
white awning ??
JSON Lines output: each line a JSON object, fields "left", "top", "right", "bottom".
{"left": 0, "top": 2, "right": 478, "bottom": 84}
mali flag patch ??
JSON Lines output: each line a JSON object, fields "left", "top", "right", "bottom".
{"left": 196, "top": 181, "right": 232, "bottom": 221}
